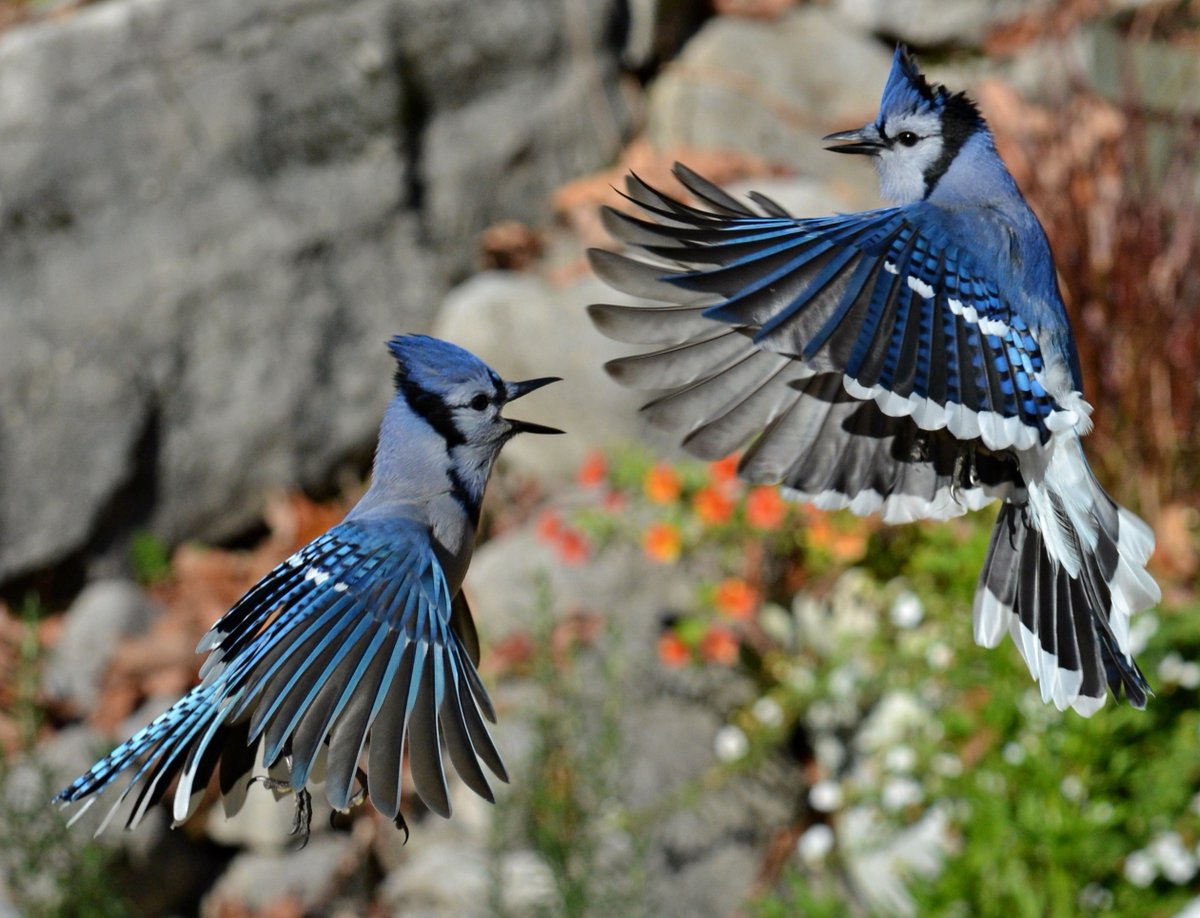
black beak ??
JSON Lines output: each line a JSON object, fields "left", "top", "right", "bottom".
{"left": 822, "top": 127, "right": 883, "bottom": 156}
{"left": 504, "top": 376, "right": 564, "bottom": 435}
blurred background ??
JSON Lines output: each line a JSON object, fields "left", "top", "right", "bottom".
{"left": 1, "top": 0, "right": 1198, "bottom": 915}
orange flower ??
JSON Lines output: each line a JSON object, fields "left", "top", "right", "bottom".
{"left": 602, "top": 490, "right": 628, "bottom": 513}
{"left": 657, "top": 631, "right": 691, "bottom": 668}
{"left": 643, "top": 522, "right": 682, "bottom": 563}
{"left": 577, "top": 449, "right": 607, "bottom": 488}
{"left": 644, "top": 463, "right": 683, "bottom": 504}
{"left": 710, "top": 454, "right": 740, "bottom": 485}
{"left": 829, "top": 529, "right": 869, "bottom": 564}
{"left": 746, "top": 487, "right": 787, "bottom": 531}
{"left": 536, "top": 510, "right": 563, "bottom": 543}
{"left": 699, "top": 625, "right": 740, "bottom": 665}
{"left": 693, "top": 485, "right": 735, "bottom": 526}
{"left": 714, "top": 577, "right": 759, "bottom": 621}
{"left": 806, "top": 511, "right": 869, "bottom": 564}
{"left": 556, "top": 528, "right": 590, "bottom": 565}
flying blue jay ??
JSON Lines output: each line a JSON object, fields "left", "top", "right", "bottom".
{"left": 56, "top": 335, "right": 561, "bottom": 834}
{"left": 588, "top": 47, "right": 1159, "bottom": 715}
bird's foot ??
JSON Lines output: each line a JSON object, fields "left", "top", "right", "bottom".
{"left": 289, "top": 787, "right": 313, "bottom": 847}
{"left": 248, "top": 775, "right": 314, "bottom": 848}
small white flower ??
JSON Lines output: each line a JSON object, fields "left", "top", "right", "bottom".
{"left": 713, "top": 725, "right": 749, "bottom": 763}
{"left": 1163, "top": 850, "right": 1197, "bottom": 885}
{"left": 1180, "top": 662, "right": 1200, "bottom": 690}
{"left": 796, "top": 823, "right": 836, "bottom": 865}
{"left": 1128, "top": 613, "right": 1159, "bottom": 656}
{"left": 976, "top": 771, "right": 1006, "bottom": 794}
{"left": 932, "top": 753, "right": 963, "bottom": 778}
{"left": 786, "top": 665, "right": 816, "bottom": 693}
{"left": 925, "top": 641, "right": 953, "bottom": 670}
{"left": 815, "top": 735, "right": 846, "bottom": 772}
{"left": 1159, "top": 652, "right": 1185, "bottom": 684}
{"left": 808, "top": 700, "right": 839, "bottom": 732}
{"left": 1078, "top": 883, "right": 1113, "bottom": 911}
{"left": 884, "top": 745, "right": 917, "bottom": 774}
{"left": 856, "top": 691, "right": 929, "bottom": 752}
{"left": 1002, "top": 742, "right": 1026, "bottom": 766}
{"left": 881, "top": 777, "right": 923, "bottom": 812}
{"left": 1088, "top": 801, "right": 1114, "bottom": 824}
{"left": 1060, "top": 775, "right": 1085, "bottom": 802}
{"left": 752, "top": 696, "right": 785, "bottom": 728}
{"left": 1150, "top": 831, "right": 1197, "bottom": 885}
{"left": 889, "top": 590, "right": 924, "bottom": 629}
{"left": 1124, "top": 850, "right": 1157, "bottom": 888}
{"left": 809, "top": 779, "right": 844, "bottom": 813}
{"left": 829, "top": 664, "right": 859, "bottom": 698}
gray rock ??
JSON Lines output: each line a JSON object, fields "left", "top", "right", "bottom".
{"left": 5, "top": 722, "right": 169, "bottom": 859}
{"left": 465, "top": 520, "right": 801, "bottom": 916}
{"left": 496, "top": 849, "right": 558, "bottom": 914}
{"left": 37, "top": 700, "right": 173, "bottom": 849}
{"left": 202, "top": 832, "right": 353, "bottom": 914}
{"left": 204, "top": 771, "right": 315, "bottom": 853}
{"left": 646, "top": 7, "right": 892, "bottom": 206}
{"left": 42, "top": 579, "right": 157, "bottom": 714}
{"left": 0, "top": 0, "right": 632, "bottom": 584}
{"left": 380, "top": 838, "right": 490, "bottom": 917}
{"left": 833, "top": 0, "right": 1049, "bottom": 48}
{"left": 433, "top": 271, "right": 674, "bottom": 482}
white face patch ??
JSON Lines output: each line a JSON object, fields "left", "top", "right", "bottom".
{"left": 873, "top": 111, "right": 944, "bottom": 205}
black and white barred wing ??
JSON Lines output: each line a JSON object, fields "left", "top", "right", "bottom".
{"left": 56, "top": 518, "right": 506, "bottom": 832}
{"left": 588, "top": 165, "right": 1159, "bottom": 716}
{"left": 587, "top": 165, "right": 1049, "bottom": 521}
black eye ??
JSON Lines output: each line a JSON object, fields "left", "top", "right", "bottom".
{"left": 469, "top": 393, "right": 490, "bottom": 411}
{"left": 897, "top": 131, "right": 920, "bottom": 147}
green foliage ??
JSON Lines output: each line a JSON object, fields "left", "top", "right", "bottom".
{"left": 570, "top": 446, "right": 1200, "bottom": 917}
{"left": 0, "top": 597, "right": 132, "bottom": 917}
{"left": 128, "top": 530, "right": 172, "bottom": 586}
{"left": 489, "top": 577, "right": 645, "bottom": 916}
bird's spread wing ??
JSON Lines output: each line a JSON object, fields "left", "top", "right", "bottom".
{"left": 589, "top": 166, "right": 1045, "bottom": 520}
{"left": 57, "top": 518, "right": 505, "bottom": 831}
{"left": 591, "top": 167, "right": 1079, "bottom": 456}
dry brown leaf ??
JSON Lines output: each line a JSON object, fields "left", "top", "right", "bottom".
{"left": 480, "top": 220, "right": 544, "bottom": 271}
{"left": 552, "top": 137, "right": 783, "bottom": 249}
{"left": 713, "top": 0, "right": 800, "bottom": 20}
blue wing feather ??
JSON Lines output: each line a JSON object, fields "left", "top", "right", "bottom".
{"left": 611, "top": 186, "right": 1074, "bottom": 450}
{"left": 55, "top": 517, "right": 503, "bottom": 830}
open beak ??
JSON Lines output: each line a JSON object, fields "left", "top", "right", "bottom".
{"left": 504, "top": 376, "right": 565, "bottom": 435}
{"left": 822, "top": 127, "right": 883, "bottom": 156}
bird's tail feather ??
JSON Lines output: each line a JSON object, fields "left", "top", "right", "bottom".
{"left": 973, "top": 451, "right": 1157, "bottom": 715}
{"left": 54, "top": 684, "right": 233, "bottom": 833}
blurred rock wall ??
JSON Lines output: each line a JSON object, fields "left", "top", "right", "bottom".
{"left": 0, "top": 0, "right": 633, "bottom": 587}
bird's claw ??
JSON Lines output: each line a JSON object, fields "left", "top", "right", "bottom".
{"left": 247, "top": 775, "right": 314, "bottom": 847}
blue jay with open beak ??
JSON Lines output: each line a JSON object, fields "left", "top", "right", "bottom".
{"left": 56, "top": 335, "right": 561, "bottom": 833}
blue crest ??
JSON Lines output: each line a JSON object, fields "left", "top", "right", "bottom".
{"left": 387, "top": 334, "right": 497, "bottom": 390}
{"left": 877, "top": 46, "right": 981, "bottom": 127}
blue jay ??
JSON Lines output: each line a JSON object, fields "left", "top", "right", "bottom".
{"left": 55, "top": 335, "right": 561, "bottom": 834}
{"left": 588, "top": 47, "right": 1159, "bottom": 715}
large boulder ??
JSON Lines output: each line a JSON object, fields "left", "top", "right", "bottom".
{"left": 645, "top": 5, "right": 891, "bottom": 207}
{"left": 0, "top": 0, "right": 633, "bottom": 585}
